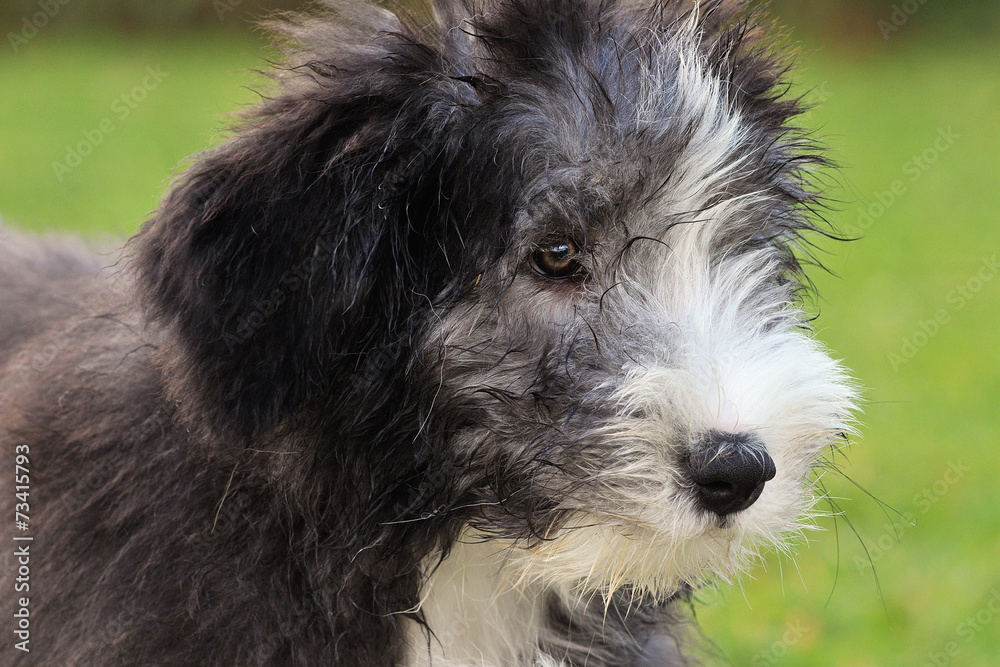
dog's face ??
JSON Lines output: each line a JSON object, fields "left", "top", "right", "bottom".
{"left": 422, "top": 16, "right": 856, "bottom": 598}
{"left": 137, "top": 0, "right": 855, "bottom": 603}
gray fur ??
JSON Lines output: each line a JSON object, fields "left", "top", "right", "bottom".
{"left": 0, "top": 1, "right": 854, "bottom": 665}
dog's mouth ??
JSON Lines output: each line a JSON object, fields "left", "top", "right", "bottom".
{"left": 484, "top": 445, "right": 826, "bottom": 602}
{"left": 497, "top": 497, "right": 795, "bottom": 602}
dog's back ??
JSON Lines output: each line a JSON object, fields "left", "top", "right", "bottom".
{"left": 0, "top": 235, "right": 311, "bottom": 664}
{"left": 0, "top": 229, "right": 108, "bottom": 365}
{"left": 0, "top": 231, "right": 176, "bottom": 663}
{"left": 0, "top": 230, "right": 402, "bottom": 665}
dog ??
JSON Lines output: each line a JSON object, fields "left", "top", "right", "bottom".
{"left": 0, "top": 1, "right": 856, "bottom": 664}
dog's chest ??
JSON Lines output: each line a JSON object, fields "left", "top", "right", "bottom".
{"left": 402, "top": 540, "right": 562, "bottom": 667}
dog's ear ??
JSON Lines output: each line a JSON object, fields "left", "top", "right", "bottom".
{"left": 132, "top": 8, "right": 481, "bottom": 442}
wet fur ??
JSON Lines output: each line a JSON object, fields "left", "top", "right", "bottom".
{"left": 0, "top": 1, "right": 854, "bottom": 665}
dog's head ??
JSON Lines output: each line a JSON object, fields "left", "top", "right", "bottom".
{"left": 135, "top": 0, "right": 855, "bottom": 601}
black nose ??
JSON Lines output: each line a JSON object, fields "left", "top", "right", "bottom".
{"left": 686, "top": 431, "right": 776, "bottom": 517}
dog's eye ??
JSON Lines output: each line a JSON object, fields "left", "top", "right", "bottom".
{"left": 531, "top": 240, "right": 583, "bottom": 279}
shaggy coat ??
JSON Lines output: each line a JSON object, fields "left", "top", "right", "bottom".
{"left": 0, "top": 1, "right": 854, "bottom": 665}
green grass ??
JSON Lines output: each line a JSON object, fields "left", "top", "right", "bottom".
{"left": 698, "top": 34, "right": 1000, "bottom": 667}
{"left": 2, "top": 21, "right": 999, "bottom": 667}
{"left": 0, "top": 26, "right": 275, "bottom": 236}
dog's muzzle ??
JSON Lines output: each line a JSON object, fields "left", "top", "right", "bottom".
{"left": 686, "top": 431, "right": 776, "bottom": 517}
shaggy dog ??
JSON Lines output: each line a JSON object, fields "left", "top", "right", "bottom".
{"left": 0, "top": 1, "right": 855, "bottom": 664}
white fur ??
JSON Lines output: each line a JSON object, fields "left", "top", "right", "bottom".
{"left": 505, "top": 57, "right": 857, "bottom": 596}
{"left": 403, "top": 539, "right": 567, "bottom": 667}
{"left": 493, "top": 28, "right": 855, "bottom": 601}
{"left": 406, "top": 16, "right": 856, "bottom": 664}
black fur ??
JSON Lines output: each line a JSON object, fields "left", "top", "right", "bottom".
{"left": 0, "top": 1, "right": 823, "bottom": 664}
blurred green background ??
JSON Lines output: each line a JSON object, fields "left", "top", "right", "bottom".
{"left": 1, "top": 1, "right": 998, "bottom": 665}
